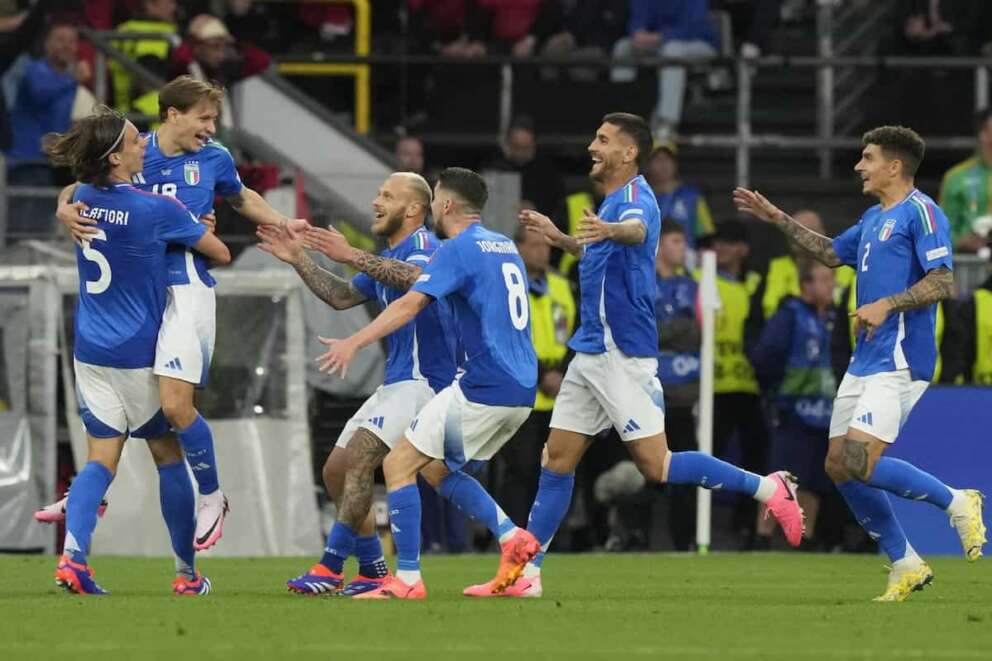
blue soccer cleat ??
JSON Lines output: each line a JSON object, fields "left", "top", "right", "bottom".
{"left": 54, "top": 555, "right": 108, "bottom": 596}
{"left": 286, "top": 564, "right": 343, "bottom": 596}
{"left": 339, "top": 573, "right": 391, "bottom": 597}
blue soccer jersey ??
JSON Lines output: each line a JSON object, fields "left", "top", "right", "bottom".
{"left": 832, "top": 189, "right": 953, "bottom": 382}
{"left": 569, "top": 175, "right": 661, "bottom": 357}
{"left": 351, "top": 226, "right": 457, "bottom": 392}
{"left": 412, "top": 223, "right": 537, "bottom": 406}
{"left": 73, "top": 183, "right": 207, "bottom": 368}
{"left": 135, "top": 133, "right": 243, "bottom": 287}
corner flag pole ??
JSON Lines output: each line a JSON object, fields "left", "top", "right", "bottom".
{"left": 696, "top": 249, "right": 720, "bottom": 554}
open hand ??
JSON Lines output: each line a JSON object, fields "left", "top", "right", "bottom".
{"left": 303, "top": 225, "right": 354, "bottom": 263}
{"left": 315, "top": 335, "right": 358, "bottom": 378}
{"left": 256, "top": 223, "right": 304, "bottom": 264}
{"left": 58, "top": 200, "right": 97, "bottom": 242}
{"left": 733, "top": 187, "right": 784, "bottom": 223}
{"left": 576, "top": 208, "right": 612, "bottom": 245}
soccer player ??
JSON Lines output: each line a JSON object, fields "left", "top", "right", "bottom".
{"left": 46, "top": 108, "right": 231, "bottom": 594}
{"left": 41, "top": 76, "right": 307, "bottom": 550}
{"left": 316, "top": 167, "right": 541, "bottom": 600}
{"left": 466, "top": 113, "right": 804, "bottom": 599}
{"left": 734, "top": 125, "right": 987, "bottom": 601}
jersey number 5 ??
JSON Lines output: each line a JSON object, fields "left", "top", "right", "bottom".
{"left": 81, "top": 229, "right": 111, "bottom": 294}
{"left": 502, "top": 262, "right": 529, "bottom": 331}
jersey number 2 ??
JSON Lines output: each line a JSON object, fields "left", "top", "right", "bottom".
{"left": 81, "top": 229, "right": 111, "bottom": 294}
{"left": 501, "top": 262, "right": 529, "bottom": 330}
{"left": 860, "top": 242, "right": 871, "bottom": 272}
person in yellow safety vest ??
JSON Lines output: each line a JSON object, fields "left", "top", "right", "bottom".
{"left": 706, "top": 219, "right": 771, "bottom": 548}
{"left": 560, "top": 189, "right": 596, "bottom": 278}
{"left": 109, "top": 0, "right": 179, "bottom": 122}
{"left": 759, "top": 209, "right": 855, "bottom": 320}
{"left": 951, "top": 273, "right": 992, "bottom": 385}
{"left": 495, "top": 224, "right": 577, "bottom": 528}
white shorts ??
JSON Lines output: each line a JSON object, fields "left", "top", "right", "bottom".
{"left": 153, "top": 284, "right": 216, "bottom": 387}
{"left": 550, "top": 348, "right": 666, "bottom": 441}
{"left": 405, "top": 382, "right": 531, "bottom": 471}
{"left": 336, "top": 380, "right": 437, "bottom": 449}
{"left": 828, "top": 369, "right": 929, "bottom": 444}
{"left": 74, "top": 359, "right": 168, "bottom": 439}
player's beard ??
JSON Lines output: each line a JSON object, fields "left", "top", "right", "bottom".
{"left": 372, "top": 209, "right": 404, "bottom": 237}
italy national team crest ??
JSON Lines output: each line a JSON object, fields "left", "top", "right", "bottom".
{"left": 184, "top": 161, "right": 201, "bottom": 186}
{"left": 879, "top": 218, "right": 896, "bottom": 241}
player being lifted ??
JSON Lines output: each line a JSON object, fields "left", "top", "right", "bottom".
{"left": 261, "top": 172, "right": 549, "bottom": 595}
{"left": 39, "top": 77, "right": 308, "bottom": 550}
{"left": 46, "top": 108, "right": 231, "bottom": 594}
{"left": 735, "top": 125, "right": 986, "bottom": 602}
{"left": 467, "top": 113, "right": 804, "bottom": 599}
{"left": 317, "top": 167, "right": 541, "bottom": 599}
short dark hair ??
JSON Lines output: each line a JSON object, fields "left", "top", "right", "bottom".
{"left": 45, "top": 106, "right": 128, "bottom": 186}
{"left": 798, "top": 257, "right": 828, "bottom": 284}
{"left": 862, "top": 125, "right": 925, "bottom": 178}
{"left": 159, "top": 75, "right": 225, "bottom": 121}
{"left": 508, "top": 115, "right": 536, "bottom": 136}
{"left": 660, "top": 219, "right": 686, "bottom": 237}
{"left": 975, "top": 108, "right": 992, "bottom": 133}
{"left": 602, "top": 112, "right": 652, "bottom": 171}
{"left": 437, "top": 167, "right": 488, "bottom": 214}
{"left": 712, "top": 219, "right": 749, "bottom": 245}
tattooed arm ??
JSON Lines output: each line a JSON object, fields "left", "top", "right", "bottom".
{"left": 302, "top": 226, "right": 423, "bottom": 291}
{"left": 733, "top": 187, "right": 843, "bottom": 267}
{"left": 293, "top": 253, "right": 369, "bottom": 310}
{"left": 884, "top": 266, "right": 954, "bottom": 313}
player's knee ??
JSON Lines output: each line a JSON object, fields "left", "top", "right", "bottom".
{"left": 633, "top": 450, "right": 668, "bottom": 484}
{"left": 322, "top": 453, "right": 346, "bottom": 501}
{"left": 160, "top": 398, "right": 196, "bottom": 430}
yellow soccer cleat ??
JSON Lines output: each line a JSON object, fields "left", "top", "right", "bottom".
{"left": 873, "top": 561, "right": 933, "bottom": 603}
{"left": 950, "top": 490, "right": 987, "bottom": 562}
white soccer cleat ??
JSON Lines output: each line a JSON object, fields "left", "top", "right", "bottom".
{"left": 34, "top": 494, "right": 108, "bottom": 524}
{"left": 194, "top": 491, "right": 229, "bottom": 551}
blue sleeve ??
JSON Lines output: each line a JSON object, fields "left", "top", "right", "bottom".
{"left": 405, "top": 234, "right": 437, "bottom": 267}
{"left": 831, "top": 220, "right": 863, "bottom": 268}
{"left": 614, "top": 199, "right": 656, "bottom": 233}
{"left": 749, "top": 305, "right": 794, "bottom": 385}
{"left": 155, "top": 196, "right": 208, "bottom": 247}
{"left": 20, "top": 60, "right": 76, "bottom": 106}
{"left": 627, "top": 0, "right": 654, "bottom": 32}
{"left": 411, "top": 240, "right": 467, "bottom": 300}
{"left": 910, "top": 200, "right": 954, "bottom": 272}
{"left": 210, "top": 144, "right": 244, "bottom": 197}
{"left": 351, "top": 272, "right": 375, "bottom": 299}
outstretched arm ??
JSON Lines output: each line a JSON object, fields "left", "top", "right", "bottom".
{"left": 303, "top": 225, "right": 423, "bottom": 291}
{"left": 519, "top": 209, "right": 584, "bottom": 257}
{"left": 733, "top": 187, "right": 842, "bottom": 267}
{"left": 225, "top": 187, "right": 308, "bottom": 231}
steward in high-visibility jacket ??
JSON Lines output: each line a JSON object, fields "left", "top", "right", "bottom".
{"left": 956, "top": 274, "right": 992, "bottom": 385}
{"left": 109, "top": 16, "right": 177, "bottom": 122}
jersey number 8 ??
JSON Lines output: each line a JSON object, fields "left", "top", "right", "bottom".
{"left": 80, "top": 229, "right": 111, "bottom": 294}
{"left": 501, "top": 262, "right": 529, "bottom": 331}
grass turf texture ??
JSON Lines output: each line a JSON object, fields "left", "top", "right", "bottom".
{"left": 2, "top": 553, "right": 991, "bottom": 660}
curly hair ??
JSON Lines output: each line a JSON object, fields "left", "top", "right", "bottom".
{"left": 862, "top": 125, "right": 926, "bottom": 178}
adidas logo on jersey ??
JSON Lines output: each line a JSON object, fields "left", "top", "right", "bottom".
{"left": 857, "top": 412, "right": 874, "bottom": 426}
{"left": 164, "top": 357, "right": 184, "bottom": 370}
{"left": 367, "top": 416, "right": 385, "bottom": 429}
{"left": 622, "top": 418, "right": 641, "bottom": 435}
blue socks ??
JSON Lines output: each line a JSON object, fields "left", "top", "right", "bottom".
{"left": 320, "top": 522, "right": 358, "bottom": 574}
{"left": 667, "top": 451, "right": 761, "bottom": 496}
{"left": 177, "top": 414, "right": 219, "bottom": 495}
{"left": 157, "top": 460, "right": 197, "bottom": 579}
{"left": 388, "top": 484, "right": 423, "bottom": 581}
{"left": 63, "top": 461, "right": 114, "bottom": 565}
{"left": 356, "top": 534, "right": 389, "bottom": 579}
{"left": 526, "top": 468, "right": 575, "bottom": 547}
{"left": 837, "top": 481, "right": 911, "bottom": 562}
{"left": 439, "top": 471, "right": 517, "bottom": 543}
{"left": 867, "top": 457, "right": 954, "bottom": 509}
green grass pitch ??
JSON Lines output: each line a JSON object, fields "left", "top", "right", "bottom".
{"left": 2, "top": 553, "right": 991, "bottom": 660}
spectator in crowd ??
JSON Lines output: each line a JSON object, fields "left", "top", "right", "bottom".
{"left": 496, "top": 221, "right": 576, "bottom": 528}
{"left": 110, "top": 0, "right": 179, "bottom": 119}
{"left": 654, "top": 219, "right": 699, "bottom": 550}
{"left": 954, "top": 272, "right": 992, "bottom": 385}
{"left": 892, "top": 0, "right": 985, "bottom": 56}
{"left": 6, "top": 22, "right": 88, "bottom": 239}
{"left": 169, "top": 14, "right": 271, "bottom": 87}
{"left": 939, "top": 108, "right": 992, "bottom": 254}
{"left": 645, "top": 141, "right": 713, "bottom": 265}
{"left": 611, "top": 0, "right": 719, "bottom": 140}
{"left": 750, "top": 259, "right": 836, "bottom": 548}
{"left": 488, "top": 115, "right": 567, "bottom": 241}
{"left": 395, "top": 134, "right": 426, "bottom": 175}
{"left": 707, "top": 220, "right": 768, "bottom": 547}
{"left": 407, "top": 0, "right": 488, "bottom": 58}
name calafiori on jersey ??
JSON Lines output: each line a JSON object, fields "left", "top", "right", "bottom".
{"left": 81, "top": 206, "right": 130, "bottom": 225}
{"left": 476, "top": 240, "right": 516, "bottom": 254}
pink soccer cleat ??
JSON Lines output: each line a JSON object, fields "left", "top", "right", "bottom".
{"left": 352, "top": 575, "right": 426, "bottom": 600}
{"left": 193, "top": 491, "right": 229, "bottom": 551}
{"left": 35, "top": 494, "right": 108, "bottom": 524}
{"left": 464, "top": 574, "right": 542, "bottom": 598}
{"left": 763, "top": 470, "right": 805, "bottom": 547}
{"left": 172, "top": 572, "right": 212, "bottom": 596}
